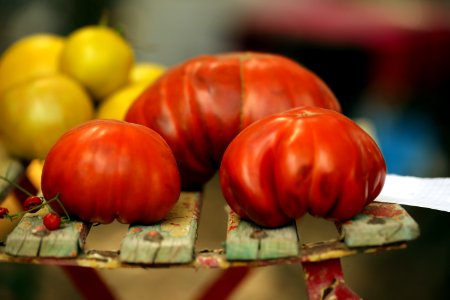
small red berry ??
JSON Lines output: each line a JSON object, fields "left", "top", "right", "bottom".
{"left": 43, "top": 213, "right": 61, "bottom": 230}
{"left": 0, "top": 207, "right": 9, "bottom": 219}
{"left": 23, "top": 196, "right": 43, "bottom": 213}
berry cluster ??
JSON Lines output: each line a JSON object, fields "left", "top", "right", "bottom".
{"left": 0, "top": 175, "right": 70, "bottom": 231}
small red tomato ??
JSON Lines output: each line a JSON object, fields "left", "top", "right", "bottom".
{"left": 43, "top": 213, "right": 61, "bottom": 230}
{"left": 23, "top": 196, "right": 43, "bottom": 213}
{"left": 0, "top": 207, "right": 9, "bottom": 219}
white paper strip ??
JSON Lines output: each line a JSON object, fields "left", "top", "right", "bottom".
{"left": 375, "top": 174, "right": 450, "bottom": 212}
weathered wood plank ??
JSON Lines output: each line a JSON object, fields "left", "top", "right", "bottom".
{"left": 119, "top": 192, "right": 201, "bottom": 264}
{"left": 0, "top": 156, "right": 24, "bottom": 202}
{"left": 0, "top": 239, "right": 408, "bottom": 269}
{"left": 225, "top": 208, "right": 299, "bottom": 260}
{"left": 338, "top": 202, "right": 420, "bottom": 247}
{"left": 224, "top": 210, "right": 258, "bottom": 260}
{"left": 5, "top": 209, "right": 90, "bottom": 257}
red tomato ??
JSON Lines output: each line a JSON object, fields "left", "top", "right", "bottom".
{"left": 23, "top": 196, "right": 43, "bottom": 213}
{"left": 41, "top": 119, "right": 181, "bottom": 224}
{"left": 126, "top": 52, "right": 341, "bottom": 190}
{"left": 0, "top": 207, "right": 9, "bottom": 219}
{"left": 43, "top": 212, "right": 61, "bottom": 231}
{"left": 219, "top": 107, "right": 386, "bottom": 228}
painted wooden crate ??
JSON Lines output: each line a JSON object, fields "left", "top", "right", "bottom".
{"left": 0, "top": 159, "right": 420, "bottom": 269}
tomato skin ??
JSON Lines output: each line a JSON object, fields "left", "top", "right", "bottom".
{"left": 41, "top": 119, "right": 181, "bottom": 224}
{"left": 0, "top": 207, "right": 9, "bottom": 219}
{"left": 219, "top": 107, "right": 386, "bottom": 228}
{"left": 23, "top": 196, "right": 43, "bottom": 213}
{"left": 125, "top": 52, "right": 341, "bottom": 190}
{"left": 43, "top": 213, "right": 61, "bottom": 231}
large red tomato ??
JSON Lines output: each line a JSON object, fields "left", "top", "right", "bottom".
{"left": 41, "top": 119, "right": 181, "bottom": 224}
{"left": 126, "top": 52, "right": 341, "bottom": 190}
{"left": 219, "top": 107, "right": 386, "bottom": 228}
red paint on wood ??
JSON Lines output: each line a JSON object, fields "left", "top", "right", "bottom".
{"left": 302, "top": 259, "right": 360, "bottom": 300}
{"left": 131, "top": 227, "right": 143, "bottom": 233}
{"left": 364, "top": 204, "right": 403, "bottom": 218}
{"left": 196, "top": 255, "right": 222, "bottom": 268}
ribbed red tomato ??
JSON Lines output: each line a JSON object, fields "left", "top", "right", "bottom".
{"left": 126, "top": 52, "right": 341, "bottom": 190}
{"left": 219, "top": 107, "right": 386, "bottom": 228}
{"left": 41, "top": 119, "right": 181, "bottom": 224}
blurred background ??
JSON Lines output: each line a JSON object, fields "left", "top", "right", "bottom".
{"left": 1, "top": 0, "right": 450, "bottom": 299}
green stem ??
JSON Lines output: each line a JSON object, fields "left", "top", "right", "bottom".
{"left": 98, "top": 10, "right": 110, "bottom": 27}
{"left": 1, "top": 171, "right": 70, "bottom": 223}
{"left": 40, "top": 194, "right": 70, "bottom": 222}
{"left": 0, "top": 175, "right": 34, "bottom": 197}
{"left": 54, "top": 194, "right": 70, "bottom": 221}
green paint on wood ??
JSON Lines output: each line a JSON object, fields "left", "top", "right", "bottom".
{"left": 5, "top": 211, "right": 89, "bottom": 257}
{"left": 339, "top": 202, "right": 420, "bottom": 247}
{"left": 225, "top": 208, "right": 299, "bottom": 260}
{"left": 119, "top": 192, "right": 201, "bottom": 264}
{"left": 225, "top": 213, "right": 259, "bottom": 260}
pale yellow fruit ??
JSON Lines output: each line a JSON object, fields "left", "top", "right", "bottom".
{"left": 0, "top": 74, "right": 94, "bottom": 160}
{"left": 60, "top": 26, "right": 134, "bottom": 99}
{"left": 129, "top": 63, "right": 166, "bottom": 86}
{"left": 96, "top": 83, "right": 147, "bottom": 120}
{"left": 0, "top": 34, "right": 65, "bottom": 97}
{"left": 96, "top": 63, "right": 166, "bottom": 120}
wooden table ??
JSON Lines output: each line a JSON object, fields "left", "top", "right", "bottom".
{"left": 0, "top": 158, "right": 420, "bottom": 300}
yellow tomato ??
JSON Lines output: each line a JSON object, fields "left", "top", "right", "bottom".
{"left": 129, "top": 63, "right": 166, "bottom": 86}
{"left": 96, "top": 83, "right": 147, "bottom": 120}
{"left": 60, "top": 26, "right": 134, "bottom": 100}
{"left": 0, "top": 34, "right": 64, "bottom": 97}
{"left": 0, "top": 74, "right": 94, "bottom": 160}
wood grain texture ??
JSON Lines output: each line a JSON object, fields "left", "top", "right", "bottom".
{"left": 119, "top": 192, "right": 201, "bottom": 264}
{"left": 5, "top": 210, "right": 90, "bottom": 257}
{"left": 338, "top": 202, "right": 420, "bottom": 247}
{"left": 225, "top": 208, "right": 299, "bottom": 260}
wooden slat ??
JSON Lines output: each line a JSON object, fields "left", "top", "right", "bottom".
{"left": 4, "top": 209, "right": 90, "bottom": 257}
{"left": 225, "top": 208, "right": 299, "bottom": 260}
{"left": 119, "top": 192, "right": 201, "bottom": 264}
{"left": 338, "top": 202, "right": 420, "bottom": 247}
{"left": 0, "top": 156, "right": 24, "bottom": 201}
{"left": 0, "top": 239, "right": 408, "bottom": 269}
